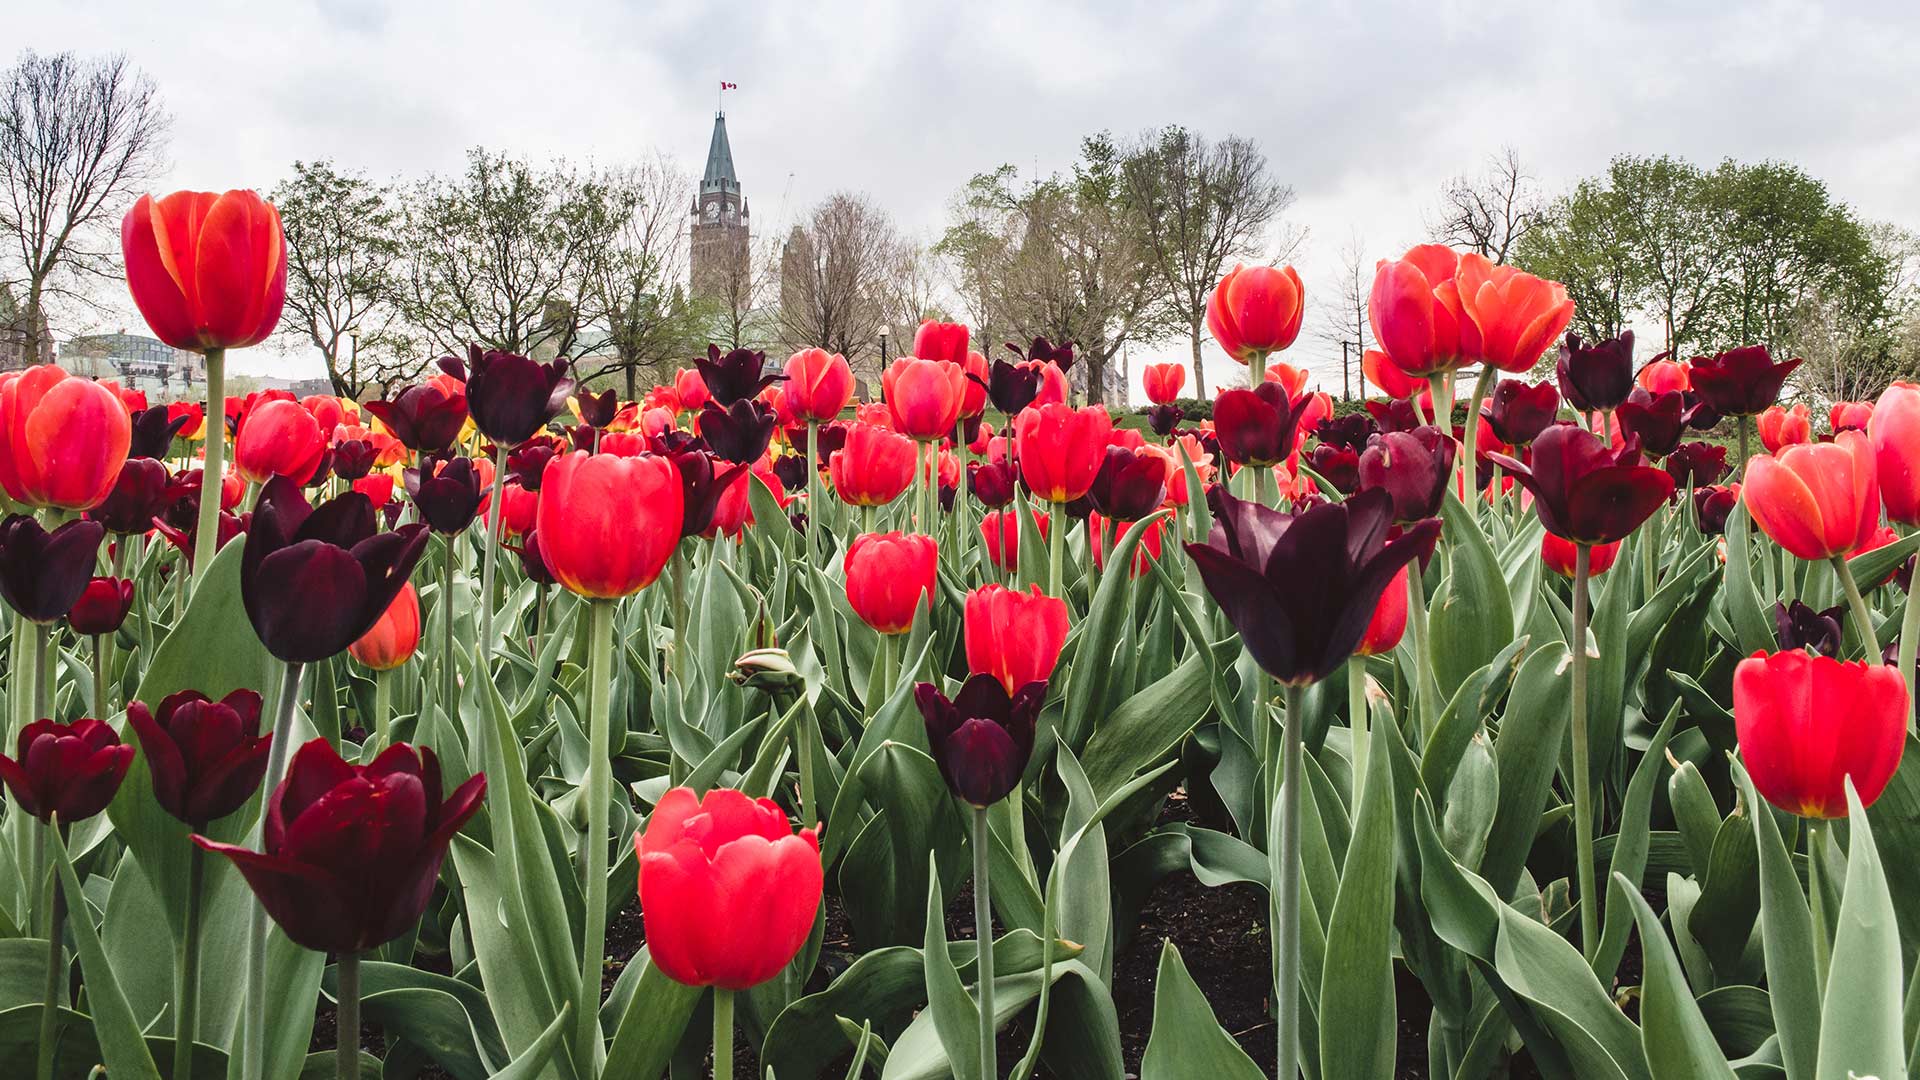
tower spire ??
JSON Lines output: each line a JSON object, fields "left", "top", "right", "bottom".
{"left": 702, "top": 112, "right": 738, "bottom": 196}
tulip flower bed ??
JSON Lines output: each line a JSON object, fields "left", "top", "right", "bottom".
{"left": 1, "top": 197, "right": 1918, "bottom": 1080}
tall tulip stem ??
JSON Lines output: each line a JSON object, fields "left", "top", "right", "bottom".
{"left": 1899, "top": 575, "right": 1920, "bottom": 733}
{"left": 372, "top": 669, "right": 392, "bottom": 746}
{"left": 1571, "top": 544, "right": 1599, "bottom": 966}
{"left": 172, "top": 838, "right": 206, "bottom": 1080}
{"left": 575, "top": 598, "right": 616, "bottom": 1075}
{"left": 1047, "top": 501, "right": 1065, "bottom": 601}
{"left": 972, "top": 806, "right": 997, "bottom": 1080}
{"left": 32, "top": 623, "right": 49, "bottom": 726}
{"left": 89, "top": 634, "right": 105, "bottom": 723}
{"left": 194, "top": 347, "right": 226, "bottom": 591}
{"left": 35, "top": 820, "right": 66, "bottom": 1080}
{"left": 712, "top": 988, "right": 735, "bottom": 1079}
{"left": 1275, "top": 682, "right": 1304, "bottom": 1080}
{"left": 334, "top": 951, "right": 360, "bottom": 1080}
{"left": 1462, "top": 367, "right": 1494, "bottom": 526}
{"left": 1832, "top": 556, "right": 1879, "bottom": 661}
{"left": 806, "top": 420, "right": 820, "bottom": 565}
{"left": 478, "top": 440, "right": 508, "bottom": 662}
{"left": 244, "top": 660, "right": 305, "bottom": 1080}
{"left": 440, "top": 538, "right": 457, "bottom": 721}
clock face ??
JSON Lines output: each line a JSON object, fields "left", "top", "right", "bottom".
{"left": 724, "top": 206, "right": 738, "bottom": 224}
{"left": 704, "top": 202, "right": 721, "bottom": 223}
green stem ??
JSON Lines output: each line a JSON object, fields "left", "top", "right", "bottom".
{"left": 668, "top": 545, "right": 688, "bottom": 678}
{"left": 194, "top": 347, "right": 226, "bottom": 592}
{"left": 806, "top": 420, "right": 820, "bottom": 565}
{"left": 1571, "top": 545, "right": 1599, "bottom": 966}
{"left": 1737, "top": 416, "right": 1752, "bottom": 481}
{"left": 33, "top": 623, "right": 49, "bottom": 725}
{"left": 1047, "top": 501, "right": 1065, "bottom": 601}
{"left": 478, "top": 440, "right": 507, "bottom": 657}
{"left": 973, "top": 807, "right": 997, "bottom": 1080}
{"left": 574, "top": 599, "right": 616, "bottom": 1075}
{"left": 1275, "top": 682, "right": 1304, "bottom": 1080}
{"left": 1347, "top": 656, "right": 1369, "bottom": 807}
{"left": 89, "top": 635, "right": 105, "bottom": 722}
{"left": 1461, "top": 367, "right": 1494, "bottom": 526}
{"left": 1833, "top": 556, "right": 1879, "bottom": 660}
{"left": 36, "top": 821, "right": 65, "bottom": 1080}
{"left": 335, "top": 951, "right": 360, "bottom": 1080}
{"left": 1899, "top": 572, "right": 1920, "bottom": 733}
{"left": 441, "top": 537, "right": 458, "bottom": 721}
{"left": 244, "top": 661, "right": 304, "bottom": 1080}
{"left": 372, "top": 669, "right": 392, "bottom": 747}
{"left": 796, "top": 703, "right": 818, "bottom": 828}
{"left": 173, "top": 839, "right": 205, "bottom": 1080}
{"left": 712, "top": 987, "right": 735, "bottom": 1080}
{"left": 1405, "top": 569, "right": 1441, "bottom": 739}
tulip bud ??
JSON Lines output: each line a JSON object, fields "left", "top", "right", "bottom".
{"left": 1757, "top": 404, "right": 1812, "bottom": 454}
{"left": 0, "top": 365, "right": 133, "bottom": 511}
{"left": 1208, "top": 264, "right": 1305, "bottom": 363}
{"left": 0, "top": 516, "right": 106, "bottom": 625}
{"left": 68, "top": 577, "right": 135, "bottom": 637}
{"left": 0, "top": 718, "right": 133, "bottom": 823}
{"left": 121, "top": 190, "right": 286, "bottom": 353}
{"left": 1356, "top": 427, "right": 1454, "bottom": 525}
{"left": 915, "top": 675, "right": 1043, "bottom": 807}
{"left": 883, "top": 357, "right": 967, "bottom": 441}
{"left": 1555, "top": 332, "right": 1635, "bottom": 411}
{"left": 1734, "top": 649, "right": 1906, "bottom": 819}
{"left": 126, "top": 689, "right": 270, "bottom": 827}
{"left": 348, "top": 581, "right": 422, "bottom": 671}
{"left": 844, "top": 532, "right": 937, "bottom": 636}
{"left": 964, "top": 584, "right": 1069, "bottom": 695}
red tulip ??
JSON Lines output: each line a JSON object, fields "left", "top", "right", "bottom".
{"left": 121, "top": 190, "right": 286, "bottom": 353}
{"left": 844, "top": 532, "right": 937, "bottom": 635}
{"left": 126, "top": 688, "right": 269, "bottom": 827}
{"left": 1637, "top": 358, "right": 1690, "bottom": 395}
{"left": 1207, "top": 264, "right": 1305, "bottom": 362}
{"left": 882, "top": 358, "right": 966, "bottom": 440}
{"left": 1869, "top": 382, "right": 1920, "bottom": 526}
{"left": 1541, "top": 533, "right": 1620, "bottom": 578}
{"left": 349, "top": 581, "right": 422, "bottom": 671}
{"left": 1015, "top": 404, "right": 1113, "bottom": 503}
{"left": 784, "top": 349, "right": 855, "bottom": 423}
{"left": 965, "top": 584, "right": 1069, "bottom": 695}
{"left": 1830, "top": 400, "right": 1873, "bottom": 433}
{"left": 196, "top": 738, "right": 485, "bottom": 952}
{"left": 827, "top": 422, "right": 914, "bottom": 508}
{"left": 1370, "top": 244, "right": 1468, "bottom": 377}
{"left": 1363, "top": 348, "right": 1425, "bottom": 400}
{"left": 233, "top": 398, "right": 325, "bottom": 485}
{"left": 536, "top": 451, "right": 682, "bottom": 598}
{"left": 637, "top": 786, "right": 823, "bottom": 990}
{"left": 1089, "top": 512, "right": 1166, "bottom": 577}
{"left": 0, "top": 718, "right": 133, "bottom": 824}
{"left": 1735, "top": 649, "right": 1907, "bottom": 818}
{"left": 68, "top": 577, "right": 134, "bottom": 636}
{"left": 0, "top": 365, "right": 133, "bottom": 510}
{"left": 353, "top": 473, "right": 396, "bottom": 508}
{"left": 1743, "top": 431, "right": 1879, "bottom": 561}
{"left": 1143, "top": 363, "right": 1186, "bottom": 406}
{"left": 1354, "top": 565, "right": 1410, "bottom": 656}
{"left": 1487, "top": 425, "right": 1674, "bottom": 545}
{"left": 484, "top": 478, "right": 538, "bottom": 541}
{"left": 958, "top": 349, "right": 990, "bottom": 419}
{"left": 912, "top": 319, "right": 971, "bottom": 365}
{"left": 980, "top": 509, "right": 1046, "bottom": 573}
{"left": 1455, "top": 255, "right": 1574, "bottom": 373}
{"left": 1757, "top": 404, "right": 1812, "bottom": 454}
{"left": 301, "top": 395, "right": 356, "bottom": 438}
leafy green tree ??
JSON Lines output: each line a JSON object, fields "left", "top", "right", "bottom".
{"left": 273, "top": 160, "right": 410, "bottom": 397}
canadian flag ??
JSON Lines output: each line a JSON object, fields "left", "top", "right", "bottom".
{"left": 720, "top": 81, "right": 738, "bottom": 90}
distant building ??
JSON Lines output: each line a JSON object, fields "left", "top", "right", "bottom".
{"left": 0, "top": 285, "right": 52, "bottom": 370}
{"left": 690, "top": 111, "right": 750, "bottom": 299}
{"left": 62, "top": 331, "right": 204, "bottom": 399}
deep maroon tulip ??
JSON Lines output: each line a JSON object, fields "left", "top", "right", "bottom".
{"left": 463, "top": 345, "right": 574, "bottom": 444}
{"left": 1009, "top": 336, "right": 1075, "bottom": 372}
{"left": 1315, "top": 413, "right": 1379, "bottom": 452}
{"left": 1556, "top": 331, "right": 1635, "bottom": 412}
{"left": 0, "top": 516, "right": 105, "bottom": 624}
{"left": 68, "top": 577, "right": 134, "bottom": 636}
{"left": 1682, "top": 391, "right": 1723, "bottom": 431}
{"left": 1363, "top": 397, "right": 1424, "bottom": 433}
{"left": 1615, "top": 388, "right": 1686, "bottom": 457}
{"left": 575, "top": 388, "right": 617, "bottom": 429}
{"left": 1693, "top": 484, "right": 1740, "bottom": 535}
{"left": 771, "top": 453, "right": 808, "bottom": 492}
{"left": 1773, "top": 600, "right": 1844, "bottom": 658}
{"left": 90, "top": 458, "right": 176, "bottom": 534}
{"left": 914, "top": 674, "right": 1043, "bottom": 808}
{"left": 1086, "top": 445, "right": 1172, "bottom": 522}
{"left": 507, "top": 529, "right": 558, "bottom": 586}
{"left": 1666, "top": 441, "right": 1730, "bottom": 488}
{"left": 660, "top": 448, "right": 746, "bottom": 540}
{"left": 508, "top": 439, "right": 560, "bottom": 490}
{"left": 331, "top": 438, "right": 378, "bottom": 481}
{"left": 813, "top": 422, "right": 848, "bottom": 468}
{"left": 699, "top": 399, "right": 777, "bottom": 465}
{"left": 694, "top": 344, "right": 781, "bottom": 405}
{"left": 969, "top": 460, "right": 1017, "bottom": 508}
{"left": 1308, "top": 443, "right": 1360, "bottom": 494}
{"left": 194, "top": 738, "right": 486, "bottom": 953}
{"left": 1146, "top": 404, "right": 1184, "bottom": 437}
{"left": 241, "top": 477, "right": 431, "bottom": 664}
{"left": 1185, "top": 487, "right": 1439, "bottom": 685}
{"left": 128, "top": 405, "right": 191, "bottom": 460}
{"left": 986, "top": 359, "right": 1044, "bottom": 416}
{"left": 126, "top": 688, "right": 269, "bottom": 826}
{"left": 1688, "top": 345, "right": 1803, "bottom": 418}
{"left": 0, "top": 718, "right": 132, "bottom": 823}
{"left": 405, "top": 453, "right": 483, "bottom": 534}
{"left": 1487, "top": 424, "right": 1675, "bottom": 545}
{"left": 564, "top": 423, "right": 596, "bottom": 452}
{"left": 364, "top": 383, "right": 469, "bottom": 454}
{"left": 1356, "top": 426, "right": 1455, "bottom": 524}
{"left": 1214, "top": 382, "right": 1303, "bottom": 468}
{"left": 1483, "top": 380, "right": 1560, "bottom": 447}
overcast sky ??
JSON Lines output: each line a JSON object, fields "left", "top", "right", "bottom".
{"left": 17, "top": 0, "right": 1920, "bottom": 396}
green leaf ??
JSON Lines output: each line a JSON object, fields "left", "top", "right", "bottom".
{"left": 1596, "top": 707, "right": 1678, "bottom": 984}
{"left": 1722, "top": 505, "right": 1775, "bottom": 656}
{"left": 1614, "top": 874, "right": 1738, "bottom": 1079}
{"left": 52, "top": 826, "right": 162, "bottom": 1080}
{"left": 1139, "top": 942, "right": 1263, "bottom": 1080}
{"left": 1080, "top": 646, "right": 1216, "bottom": 802}
{"left": 1814, "top": 782, "right": 1907, "bottom": 1080}
{"left": 1428, "top": 492, "right": 1514, "bottom": 698}
{"left": 1483, "top": 642, "right": 1572, "bottom": 899}
{"left": 920, "top": 862, "right": 979, "bottom": 1080}
{"left": 1733, "top": 763, "right": 1817, "bottom": 1080}
{"left": 1847, "top": 529, "right": 1920, "bottom": 590}
{"left": 1319, "top": 722, "right": 1398, "bottom": 1080}
{"left": 1060, "top": 510, "right": 1169, "bottom": 750}
{"left": 492, "top": 1001, "right": 575, "bottom": 1080}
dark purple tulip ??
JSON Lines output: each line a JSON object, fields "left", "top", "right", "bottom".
{"left": 405, "top": 454, "right": 483, "bottom": 535}
{"left": 1487, "top": 425, "right": 1675, "bottom": 545}
{"left": 464, "top": 345, "right": 573, "bottom": 444}
{"left": 331, "top": 439, "right": 378, "bottom": 481}
{"left": 1615, "top": 388, "right": 1687, "bottom": 457}
{"left": 662, "top": 448, "right": 747, "bottom": 540}
{"left": 1356, "top": 426, "right": 1455, "bottom": 524}
{"left": 1692, "top": 484, "right": 1740, "bottom": 535}
{"left": 507, "top": 530, "right": 557, "bottom": 586}
{"left": 1086, "top": 445, "right": 1171, "bottom": 522}
{"left": 1184, "top": 487, "right": 1440, "bottom": 686}
{"left": 364, "top": 383, "right": 469, "bottom": 454}
{"left": 126, "top": 688, "right": 270, "bottom": 827}
{"left": 1314, "top": 413, "right": 1378, "bottom": 452}
{"left": 1146, "top": 404, "right": 1184, "bottom": 437}
{"left": 90, "top": 459, "right": 176, "bottom": 535}
{"left": 1483, "top": 380, "right": 1560, "bottom": 447}
{"left": 1008, "top": 336, "right": 1075, "bottom": 372}
{"left": 1363, "top": 397, "right": 1424, "bottom": 434}
{"left": 969, "top": 460, "right": 1017, "bottom": 508}
{"left": 1682, "top": 391, "right": 1723, "bottom": 431}
{"left": 1213, "top": 383, "right": 1303, "bottom": 468}
{"left": 565, "top": 423, "right": 596, "bottom": 453}
{"left": 771, "top": 453, "right": 808, "bottom": 492}
{"left": 128, "top": 406, "right": 191, "bottom": 460}
{"left": 651, "top": 429, "right": 707, "bottom": 457}
{"left": 695, "top": 344, "right": 782, "bottom": 406}
{"left": 1773, "top": 600, "right": 1845, "bottom": 658}
{"left": 67, "top": 577, "right": 134, "bottom": 636}
{"left": 301, "top": 446, "right": 335, "bottom": 489}
{"left": 240, "top": 477, "right": 430, "bottom": 664}
{"left": 914, "top": 674, "right": 1043, "bottom": 808}
{"left": 1665, "top": 441, "right": 1730, "bottom": 488}
{"left": 813, "top": 422, "right": 848, "bottom": 468}
{"left": 0, "top": 718, "right": 132, "bottom": 823}
{"left": 0, "top": 516, "right": 105, "bottom": 624}
{"left": 986, "top": 359, "right": 1044, "bottom": 416}
{"left": 939, "top": 481, "right": 957, "bottom": 513}
{"left": 194, "top": 738, "right": 485, "bottom": 953}
{"left": 508, "top": 439, "right": 560, "bottom": 490}
{"left": 575, "top": 388, "right": 617, "bottom": 429}
{"left": 1308, "top": 443, "right": 1360, "bottom": 494}
{"left": 700, "top": 400, "right": 777, "bottom": 465}
{"left": 1687, "top": 345, "right": 1803, "bottom": 418}
{"left": 1556, "top": 331, "right": 1636, "bottom": 412}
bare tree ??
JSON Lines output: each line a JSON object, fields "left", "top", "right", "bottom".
{"left": 0, "top": 50, "right": 169, "bottom": 363}
{"left": 776, "top": 192, "right": 899, "bottom": 376}
{"left": 1428, "top": 147, "right": 1546, "bottom": 265}
{"left": 876, "top": 237, "right": 949, "bottom": 379}
{"left": 1312, "top": 231, "right": 1370, "bottom": 399}
{"left": 575, "top": 155, "right": 705, "bottom": 397}
{"left": 1120, "top": 126, "right": 1292, "bottom": 397}
{"left": 273, "top": 160, "right": 408, "bottom": 397}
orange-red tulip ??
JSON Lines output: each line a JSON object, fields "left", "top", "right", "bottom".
{"left": 1454, "top": 254, "right": 1574, "bottom": 373}
{"left": 844, "top": 532, "right": 937, "bottom": 635}
{"left": 1869, "top": 382, "right": 1920, "bottom": 526}
{"left": 829, "top": 422, "right": 916, "bottom": 507}
{"left": 1757, "top": 403, "right": 1812, "bottom": 454}
{"left": 1636, "top": 358, "right": 1690, "bottom": 395}
{"left": 1829, "top": 400, "right": 1873, "bottom": 433}
{"left": 784, "top": 349, "right": 855, "bottom": 423}
{"left": 912, "top": 319, "right": 970, "bottom": 365}
{"left": 882, "top": 358, "right": 966, "bottom": 440}
{"left": 1089, "top": 512, "right": 1166, "bottom": 577}
{"left": 0, "top": 365, "right": 133, "bottom": 510}
{"left": 1370, "top": 244, "right": 1468, "bottom": 377}
{"left": 1363, "top": 348, "right": 1424, "bottom": 400}
{"left": 1015, "top": 404, "right": 1112, "bottom": 503}
{"left": 233, "top": 398, "right": 325, "bottom": 485}
{"left": 1354, "top": 565, "right": 1410, "bottom": 656}
{"left": 535, "top": 451, "right": 682, "bottom": 598}
{"left": 1541, "top": 533, "right": 1620, "bottom": 578}
{"left": 1207, "top": 264, "right": 1304, "bottom": 362}
{"left": 964, "top": 584, "right": 1069, "bottom": 695}
{"left": 1735, "top": 649, "right": 1907, "bottom": 818}
{"left": 1743, "top": 431, "right": 1879, "bottom": 561}
{"left": 1143, "top": 363, "right": 1186, "bottom": 405}
{"left": 348, "top": 581, "right": 421, "bottom": 671}
{"left": 121, "top": 190, "right": 286, "bottom": 352}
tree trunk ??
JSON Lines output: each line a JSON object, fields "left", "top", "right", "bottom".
{"left": 24, "top": 279, "right": 47, "bottom": 366}
{"left": 1189, "top": 317, "right": 1206, "bottom": 399}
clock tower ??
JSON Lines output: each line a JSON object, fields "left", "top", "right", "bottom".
{"left": 690, "top": 111, "right": 750, "bottom": 299}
